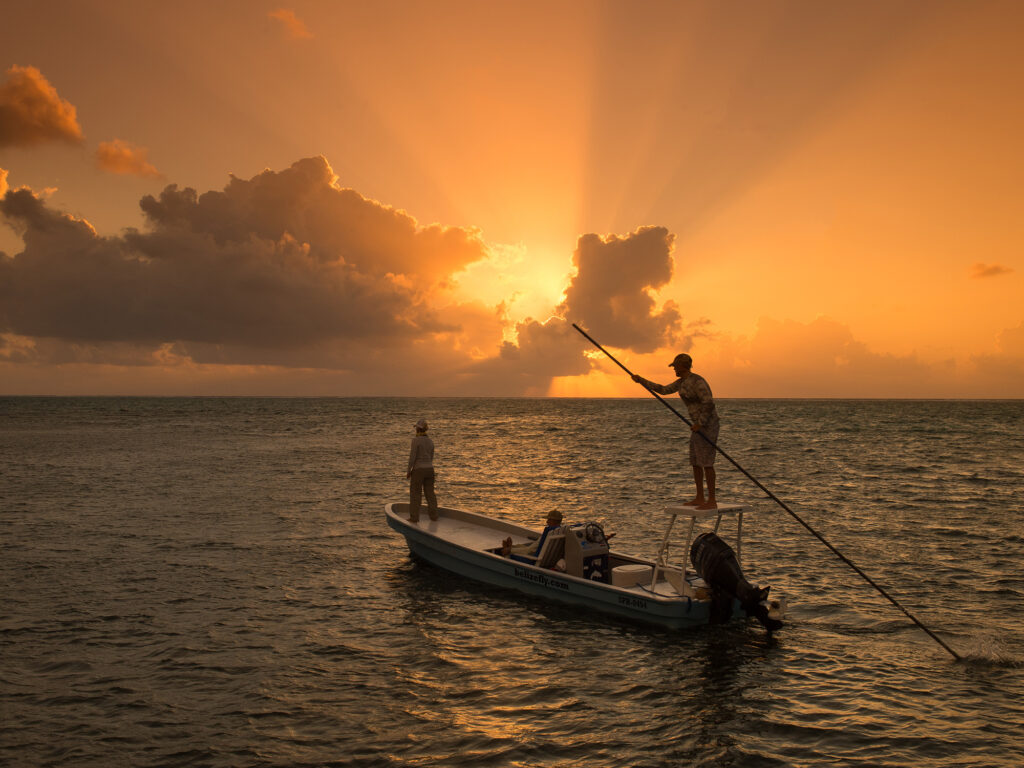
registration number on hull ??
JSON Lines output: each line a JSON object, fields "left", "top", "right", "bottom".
{"left": 618, "top": 595, "right": 648, "bottom": 610}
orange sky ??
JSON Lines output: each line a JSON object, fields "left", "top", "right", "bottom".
{"left": 1, "top": 1, "right": 1022, "bottom": 397}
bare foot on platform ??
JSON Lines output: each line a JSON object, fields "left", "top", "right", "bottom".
{"left": 696, "top": 500, "right": 718, "bottom": 510}
{"left": 682, "top": 497, "right": 705, "bottom": 507}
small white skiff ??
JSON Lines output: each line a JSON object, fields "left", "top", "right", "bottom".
{"left": 385, "top": 501, "right": 784, "bottom": 630}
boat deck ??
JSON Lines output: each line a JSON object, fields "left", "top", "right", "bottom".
{"left": 404, "top": 516, "right": 534, "bottom": 552}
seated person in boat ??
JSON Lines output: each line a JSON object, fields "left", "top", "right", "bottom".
{"left": 500, "top": 509, "right": 563, "bottom": 558}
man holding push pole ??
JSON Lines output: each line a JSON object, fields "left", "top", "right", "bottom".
{"left": 632, "top": 353, "right": 720, "bottom": 510}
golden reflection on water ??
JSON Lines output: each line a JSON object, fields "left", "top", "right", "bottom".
{"left": 5, "top": 397, "right": 1021, "bottom": 767}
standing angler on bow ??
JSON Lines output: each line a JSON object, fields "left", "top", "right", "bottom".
{"left": 406, "top": 418, "right": 439, "bottom": 523}
{"left": 633, "top": 353, "right": 721, "bottom": 510}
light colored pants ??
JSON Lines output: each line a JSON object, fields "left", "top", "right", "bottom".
{"left": 409, "top": 468, "right": 438, "bottom": 522}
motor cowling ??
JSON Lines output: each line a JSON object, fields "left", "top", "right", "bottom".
{"left": 690, "top": 531, "right": 782, "bottom": 632}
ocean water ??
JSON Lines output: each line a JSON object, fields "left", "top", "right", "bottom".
{"left": 1, "top": 396, "right": 1022, "bottom": 768}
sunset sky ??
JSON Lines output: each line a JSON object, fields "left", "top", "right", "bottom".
{"left": 2, "top": 1, "right": 1022, "bottom": 397}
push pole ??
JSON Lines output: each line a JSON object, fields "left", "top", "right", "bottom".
{"left": 571, "top": 322, "right": 961, "bottom": 661}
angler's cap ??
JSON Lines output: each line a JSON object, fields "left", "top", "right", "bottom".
{"left": 415, "top": 418, "right": 428, "bottom": 431}
{"left": 669, "top": 353, "right": 692, "bottom": 370}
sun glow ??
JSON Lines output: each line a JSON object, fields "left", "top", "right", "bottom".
{"left": 452, "top": 243, "right": 574, "bottom": 325}
{"left": 2, "top": 2, "right": 1022, "bottom": 396}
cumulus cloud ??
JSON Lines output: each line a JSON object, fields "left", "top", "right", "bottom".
{"left": 0, "top": 167, "right": 8, "bottom": 197}
{"left": 96, "top": 139, "right": 163, "bottom": 178}
{"left": 454, "top": 316, "right": 591, "bottom": 395}
{"left": 138, "top": 156, "right": 486, "bottom": 284}
{"left": 0, "top": 157, "right": 490, "bottom": 362}
{"left": 969, "top": 262, "right": 1013, "bottom": 279}
{"left": 0, "top": 65, "right": 83, "bottom": 148}
{"left": 269, "top": 8, "right": 312, "bottom": 39}
{"left": 0, "top": 156, "right": 726, "bottom": 394}
{"left": 4, "top": 155, "right": 583, "bottom": 394}
{"left": 448, "top": 224, "right": 690, "bottom": 392}
{"left": 559, "top": 226, "right": 681, "bottom": 353}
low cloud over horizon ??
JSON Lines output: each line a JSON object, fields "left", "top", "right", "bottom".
{"left": 0, "top": 156, "right": 686, "bottom": 394}
{"left": 2, "top": 155, "right": 1022, "bottom": 397}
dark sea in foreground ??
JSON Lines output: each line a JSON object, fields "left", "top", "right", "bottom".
{"left": 2, "top": 397, "right": 1023, "bottom": 768}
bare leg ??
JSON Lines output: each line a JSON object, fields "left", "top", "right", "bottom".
{"left": 697, "top": 466, "right": 717, "bottom": 509}
{"left": 684, "top": 466, "right": 706, "bottom": 506}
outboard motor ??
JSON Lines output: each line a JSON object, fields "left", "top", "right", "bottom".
{"left": 690, "top": 532, "right": 783, "bottom": 632}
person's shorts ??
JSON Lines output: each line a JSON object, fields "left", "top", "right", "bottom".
{"left": 690, "top": 420, "right": 720, "bottom": 466}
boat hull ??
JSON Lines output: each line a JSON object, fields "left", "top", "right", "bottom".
{"left": 385, "top": 503, "right": 739, "bottom": 630}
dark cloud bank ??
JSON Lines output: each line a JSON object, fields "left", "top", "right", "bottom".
{"left": 1, "top": 156, "right": 682, "bottom": 394}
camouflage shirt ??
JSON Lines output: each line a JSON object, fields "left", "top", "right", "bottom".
{"left": 640, "top": 373, "right": 719, "bottom": 427}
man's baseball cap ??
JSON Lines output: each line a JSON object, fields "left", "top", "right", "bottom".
{"left": 669, "top": 353, "right": 692, "bottom": 369}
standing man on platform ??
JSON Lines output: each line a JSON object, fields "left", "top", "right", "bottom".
{"left": 633, "top": 353, "right": 720, "bottom": 510}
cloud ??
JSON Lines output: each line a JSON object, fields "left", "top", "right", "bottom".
{"left": 0, "top": 175, "right": 708, "bottom": 394}
{"left": 694, "top": 315, "right": 1024, "bottom": 398}
{"left": 996, "top": 322, "right": 1024, "bottom": 358}
{"left": 970, "top": 321, "right": 1024, "bottom": 390}
{"left": 4, "top": 153, "right": 1021, "bottom": 397}
{"left": 269, "top": 8, "right": 312, "bottom": 39}
{"left": 138, "top": 156, "right": 486, "bottom": 283}
{"left": 0, "top": 154, "right": 610, "bottom": 395}
{"left": 969, "top": 262, "right": 1013, "bottom": 279}
{"left": 2, "top": 155, "right": 605, "bottom": 395}
{"left": 710, "top": 316, "right": 951, "bottom": 397}
{"left": 0, "top": 157, "right": 490, "bottom": 363}
{"left": 453, "top": 316, "right": 592, "bottom": 395}
{"left": 0, "top": 65, "right": 84, "bottom": 148}
{"left": 453, "top": 225, "right": 691, "bottom": 392}
{"left": 559, "top": 226, "right": 681, "bottom": 353}
{"left": 95, "top": 139, "right": 163, "bottom": 179}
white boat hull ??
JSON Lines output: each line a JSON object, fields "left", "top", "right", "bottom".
{"left": 385, "top": 502, "right": 744, "bottom": 630}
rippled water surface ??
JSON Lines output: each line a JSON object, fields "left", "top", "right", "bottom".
{"left": 2, "top": 397, "right": 1023, "bottom": 767}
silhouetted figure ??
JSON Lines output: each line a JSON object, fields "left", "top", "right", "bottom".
{"left": 407, "top": 418, "right": 438, "bottom": 523}
{"left": 633, "top": 353, "right": 720, "bottom": 509}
